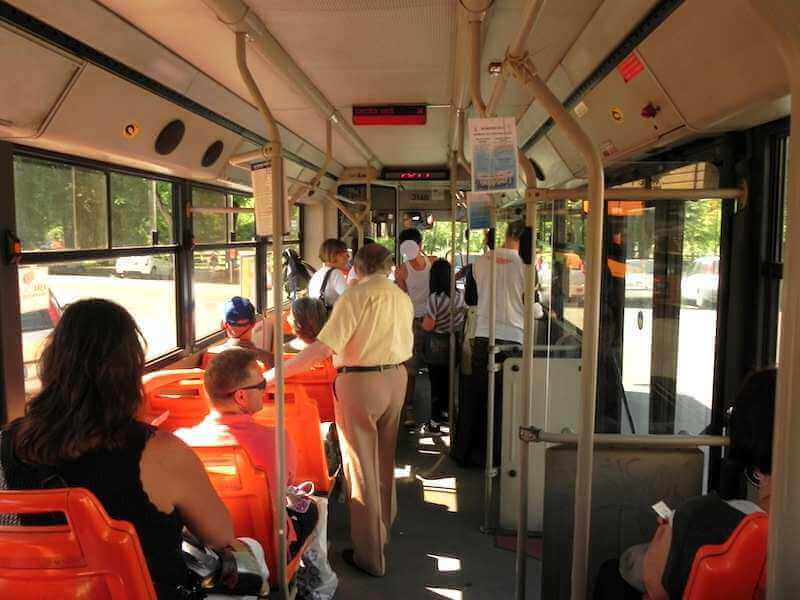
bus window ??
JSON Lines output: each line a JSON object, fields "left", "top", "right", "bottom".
{"left": 18, "top": 258, "right": 178, "bottom": 397}
{"left": 110, "top": 173, "right": 174, "bottom": 247}
{"left": 194, "top": 248, "right": 257, "bottom": 339}
{"left": 13, "top": 156, "right": 108, "bottom": 252}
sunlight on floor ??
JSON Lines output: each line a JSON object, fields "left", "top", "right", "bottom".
{"left": 426, "top": 587, "right": 463, "bottom": 600}
{"left": 427, "top": 554, "right": 462, "bottom": 572}
{"left": 417, "top": 474, "right": 458, "bottom": 512}
{"left": 394, "top": 464, "right": 413, "bottom": 479}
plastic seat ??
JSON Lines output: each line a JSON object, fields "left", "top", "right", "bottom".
{"left": 192, "top": 444, "right": 310, "bottom": 588}
{"left": 0, "top": 488, "right": 157, "bottom": 599}
{"left": 683, "top": 512, "right": 768, "bottom": 599}
{"left": 285, "top": 357, "right": 337, "bottom": 423}
{"left": 140, "top": 369, "right": 209, "bottom": 432}
{"left": 255, "top": 384, "right": 334, "bottom": 493}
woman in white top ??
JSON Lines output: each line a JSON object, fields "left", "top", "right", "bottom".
{"left": 308, "top": 238, "right": 349, "bottom": 307}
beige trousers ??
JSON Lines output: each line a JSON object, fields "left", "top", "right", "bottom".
{"left": 334, "top": 366, "right": 407, "bottom": 576}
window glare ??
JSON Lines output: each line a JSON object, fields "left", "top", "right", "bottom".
{"left": 18, "top": 258, "right": 178, "bottom": 398}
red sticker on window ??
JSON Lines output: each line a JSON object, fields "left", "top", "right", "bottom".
{"left": 618, "top": 53, "right": 644, "bottom": 83}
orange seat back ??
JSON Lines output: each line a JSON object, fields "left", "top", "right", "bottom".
{"left": 255, "top": 384, "right": 334, "bottom": 493}
{"left": 285, "top": 357, "right": 337, "bottom": 422}
{"left": 683, "top": 512, "right": 768, "bottom": 599}
{"left": 0, "top": 488, "right": 156, "bottom": 599}
{"left": 192, "top": 445, "right": 302, "bottom": 587}
{"left": 141, "top": 369, "right": 210, "bottom": 431}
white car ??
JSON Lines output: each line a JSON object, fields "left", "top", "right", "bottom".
{"left": 114, "top": 255, "right": 171, "bottom": 278}
{"left": 682, "top": 256, "right": 719, "bottom": 308}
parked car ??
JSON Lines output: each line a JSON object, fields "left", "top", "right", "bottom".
{"left": 682, "top": 256, "right": 719, "bottom": 308}
{"left": 114, "top": 255, "right": 172, "bottom": 278}
{"left": 624, "top": 258, "right": 654, "bottom": 300}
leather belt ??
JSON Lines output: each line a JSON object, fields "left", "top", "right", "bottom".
{"left": 337, "top": 364, "right": 400, "bottom": 374}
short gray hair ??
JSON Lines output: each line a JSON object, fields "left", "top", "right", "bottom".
{"left": 354, "top": 244, "right": 393, "bottom": 277}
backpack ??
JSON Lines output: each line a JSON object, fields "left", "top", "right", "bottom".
{"left": 282, "top": 249, "right": 314, "bottom": 301}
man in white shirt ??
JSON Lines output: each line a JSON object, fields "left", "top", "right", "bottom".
{"left": 452, "top": 221, "right": 526, "bottom": 467}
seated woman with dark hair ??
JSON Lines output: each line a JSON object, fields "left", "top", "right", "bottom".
{"left": 0, "top": 299, "right": 242, "bottom": 599}
{"left": 594, "top": 367, "right": 776, "bottom": 599}
{"left": 290, "top": 297, "right": 328, "bottom": 346}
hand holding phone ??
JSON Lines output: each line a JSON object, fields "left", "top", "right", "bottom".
{"left": 652, "top": 500, "right": 674, "bottom": 525}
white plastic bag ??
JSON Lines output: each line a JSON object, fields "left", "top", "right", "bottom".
{"left": 296, "top": 497, "right": 338, "bottom": 600}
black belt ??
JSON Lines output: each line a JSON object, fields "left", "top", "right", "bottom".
{"left": 337, "top": 364, "right": 400, "bottom": 374}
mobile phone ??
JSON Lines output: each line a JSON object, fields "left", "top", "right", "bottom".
{"left": 652, "top": 500, "right": 674, "bottom": 522}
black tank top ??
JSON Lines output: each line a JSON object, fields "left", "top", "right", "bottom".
{"left": 1, "top": 421, "right": 188, "bottom": 599}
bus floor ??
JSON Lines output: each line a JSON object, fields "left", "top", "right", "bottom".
{"left": 326, "top": 425, "right": 542, "bottom": 599}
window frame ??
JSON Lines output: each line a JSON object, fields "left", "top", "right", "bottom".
{"left": 11, "top": 147, "right": 185, "bottom": 369}
{"left": 189, "top": 182, "right": 303, "bottom": 345}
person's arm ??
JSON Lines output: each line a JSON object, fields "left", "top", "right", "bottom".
{"left": 422, "top": 293, "right": 437, "bottom": 332}
{"left": 264, "top": 340, "right": 333, "bottom": 383}
{"left": 642, "top": 521, "right": 672, "bottom": 600}
{"left": 395, "top": 263, "right": 408, "bottom": 291}
{"left": 148, "top": 432, "right": 235, "bottom": 550}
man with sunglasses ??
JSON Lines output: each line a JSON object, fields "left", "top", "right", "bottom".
{"left": 207, "top": 296, "right": 274, "bottom": 367}
{"left": 175, "top": 348, "right": 319, "bottom": 558}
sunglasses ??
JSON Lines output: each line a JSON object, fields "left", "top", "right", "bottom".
{"left": 235, "top": 379, "right": 267, "bottom": 393}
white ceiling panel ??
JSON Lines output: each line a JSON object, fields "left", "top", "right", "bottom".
{"left": 0, "top": 24, "right": 82, "bottom": 137}
{"left": 638, "top": 0, "right": 788, "bottom": 130}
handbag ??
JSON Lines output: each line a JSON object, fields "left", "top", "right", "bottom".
{"left": 423, "top": 331, "right": 452, "bottom": 366}
{"left": 182, "top": 532, "right": 266, "bottom": 597}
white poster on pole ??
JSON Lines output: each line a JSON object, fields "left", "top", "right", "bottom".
{"left": 468, "top": 117, "right": 519, "bottom": 193}
{"left": 251, "top": 161, "right": 290, "bottom": 237}
{"left": 467, "top": 192, "right": 493, "bottom": 230}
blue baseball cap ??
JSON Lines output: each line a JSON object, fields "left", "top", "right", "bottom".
{"left": 223, "top": 296, "right": 256, "bottom": 325}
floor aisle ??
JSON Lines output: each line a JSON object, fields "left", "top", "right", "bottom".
{"left": 325, "top": 426, "right": 542, "bottom": 600}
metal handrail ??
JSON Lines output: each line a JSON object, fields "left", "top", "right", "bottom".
{"left": 234, "top": 30, "right": 289, "bottom": 599}
{"left": 506, "top": 47, "right": 605, "bottom": 600}
{"left": 519, "top": 427, "right": 729, "bottom": 448}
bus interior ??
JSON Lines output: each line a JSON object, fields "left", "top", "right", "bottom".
{"left": 0, "top": 0, "right": 798, "bottom": 598}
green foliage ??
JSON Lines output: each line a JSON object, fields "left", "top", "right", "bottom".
{"left": 683, "top": 199, "right": 721, "bottom": 260}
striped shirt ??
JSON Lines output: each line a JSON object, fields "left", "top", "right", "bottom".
{"left": 426, "top": 291, "right": 467, "bottom": 334}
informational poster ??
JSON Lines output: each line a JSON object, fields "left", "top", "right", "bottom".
{"left": 467, "top": 192, "right": 493, "bottom": 230}
{"left": 468, "top": 117, "right": 519, "bottom": 193}
{"left": 251, "top": 160, "right": 290, "bottom": 236}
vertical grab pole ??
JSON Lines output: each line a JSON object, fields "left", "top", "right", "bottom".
{"left": 483, "top": 197, "right": 498, "bottom": 532}
{"left": 515, "top": 156, "right": 538, "bottom": 600}
{"left": 509, "top": 56, "right": 604, "bottom": 599}
{"left": 747, "top": 1, "right": 800, "bottom": 597}
{"left": 235, "top": 31, "right": 289, "bottom": 599}
{"left": 449, "top": 152, "right": 459, "bottom": 433}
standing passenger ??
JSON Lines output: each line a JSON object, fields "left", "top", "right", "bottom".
{"left": 452, "top": 221, "right": 526, "bottom": 467}
{"left": 265, "top": 244, "right": 413, "bottom": 576}
{"left": 308, "top": 239, "right": 349, "bottom": 308}
{"left": 395, "top": 228, "right": 436, "bottom": 425}
{"left": 422, "top": 259, "right": 467, "bottom": 430}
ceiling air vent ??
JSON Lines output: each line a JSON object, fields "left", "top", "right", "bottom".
{"left": 201, "top": 140, "right": 224, "bottom": 167}
{"left": 155, "top": 119, "right": 185, "bottom": 155}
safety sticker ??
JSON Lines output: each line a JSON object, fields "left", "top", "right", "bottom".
{"left": 599, "top": 139, "right": 618, "bottom": 158}
{"left": 618, "top": 53, "right": 645, "bottom": 83}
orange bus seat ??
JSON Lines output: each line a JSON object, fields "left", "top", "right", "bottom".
{"left": 255, "top": 384, "right": 334, "bottom": 494}
{"left": 683, "top": 512, "right": 768, "bottom": 600}
{"left": 192, "top": 445, "right": 309, "bottom": 588}
{"left": 201, "top": 352, "right": 214, "bottom": 370}
{"left": 140, "top": 369, "right": 209, "bottom": 432}
{"left": 0, "top": 488, "right": 157, "bottom": 599}
{"left": 284, "top": 357, "right": 337, "bottom": 423}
